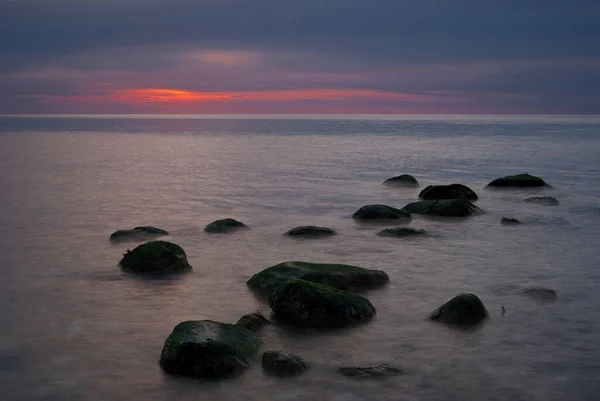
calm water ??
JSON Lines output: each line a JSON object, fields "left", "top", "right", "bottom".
{"left": 1, "top": 115, "right": 599, "bottom": 401}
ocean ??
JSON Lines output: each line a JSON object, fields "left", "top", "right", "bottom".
{"left": 0, "top": 115, "right": 599, "bottom": 401}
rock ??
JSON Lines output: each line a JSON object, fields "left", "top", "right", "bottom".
{"left": 519, "top": 288, "right": 558, "bottom": 302}
{"left": 236, "top": 312, "right": 271, "bottom": 332}
{"left": 338, "top": 363, "right": 402, "bottom": 379}
{"left": 419, "top": 184, "right": 478, "bottom": 200}
{"left": 524, "top": 196, "right": 559, "bottom": 206}
{"left": 402, "top": 199, "right": 482, "bottom": 217}
{"left": 352, "top": 204, "right": 412, "bottom": 221}
{"left": 487, "top": 173, "right": 549, "bottom": 188}
{"left": 262, "top": 351, "right": 309, "bottom": 376}
{"left": 109, "top": 226, "right": 169, "bottom": 242}
{"left": 268, "top": 279, "right": 376, "bottom": 328}
{"left": 159, "top": 320, "right": 261, "bottom": 378}
{"left": 377, "top": 227, "right": 426, "bottom": 237}
{"left": 382, "top": 174, "right": 419, "bottom": 187}
{"left": 501, "top": 217, "right": 521, "bottom": 224}
{"left": 429, "top": 293, "right": 489, "bottom": 326}
{"left": 204, "top": 218, "right": 247, "bottom": 233}
{"left": 119, "top": 240, "right": 192, "bottom": 275}
{"left": 247, "top": 261, "right": 389, "bottom": 297}
{"left": 284, "top": 226, "right": 337, "bottom": 238}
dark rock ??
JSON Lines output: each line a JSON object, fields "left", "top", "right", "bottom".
{"left": 419, "top": 184, "right": 478, "bottom": 200}
{"left": 159, "top": 320, "right": 261, "bottom": 378}
{"left": 247, "top": 261, "right": 389, "bottom": 297}
{"left": 284, "top": 226, "right": 337, "bottom": 238}
{"left": 262, "top": 351, "right": 309, "bottom": 376}
{"left": 524, "top": 196, "right": 559, "bottom": 206}
{"left": 204, "top": 218, "right": 247, "bottom": 233}
{"left": 269, "top": 279, "right": 376, "bottom": 328}
{"left": 501, "top": 217, "right": 521, "bottom": 224}
{"left": 352, "top": 204, "right": 412, "bottom": 221}
{"left": 402, "top": 199, "right": 482, "bottom": 217}
{"left": 429, "top": 293, "right": 489, "bottom": 326}
{"left": 519, "top": 288, "right": 558, "bottom": 302}
{"left": 487, "top": 173, "right": 549, "bottom": 188}
{"left": 338, "top": 363, "right": 402, "bottom": 379}
{"left": 119, "top": 240, "right": 192, "bottom": 275}
{"left": 109, "top": 226, "right": 169, "bottom": 242}
{"left": 236, "top": 313, "right": 271, "bottom": 332}
{"left": 382, "top": 174, "right": 419, "bottom": 187}
{"left": 377, "top": 227, "right": 427, "bottom": 237}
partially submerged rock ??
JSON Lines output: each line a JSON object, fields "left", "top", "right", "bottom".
{"left": 377, "top": 227, "right": 427, "bottom": 237}
{"left": 487, "top": 173, "right": 549, "bottom": 188}
{"left": 501, "top": 217, "right": 521, "bottom": 224}
{"left": 519, "top": 288, "right": 558, "bottom": 302}
{"left": 429, "top": 293, "right": 489, "bottom": 326}
{"left": 236, "top": 312, "right": 271, "bottom": 332}
{"left": 338, "top": 363, "right": 402, "bottom": 379}
{"left": 269, "top": 279, "right": 376, "bottom": 328}
{"left": 247, "top": 261, "right": 389, "bottom": 296}
{"left": 119, "top": 240, "right": 192, "bottom": 275}
{"left": 382, "top": 174, "right": 419, "bottom": 187}
{"left": 402, "top": 199, "right": 482, "bottom": 217}
{"left": 352, "top": 204, "right": 412, "bottom": 221}
{"left": 284, "top": 226, "right": 337, "bottom": 238}
{"left": 262, "top": 350, "right": 309, "bottom": 376}
{"left": 159, "top": 320, "right": 261, "bottom": 378}
{"left": 109, "top": 226, "right": 169, "bottom": 242}
{"left": 419, "top": 184, "right": 478, "bottom": 200}
{"left": 204, "top": 218, "right": 247, "bottom": 233}
{"left": 524, "top": 196, "right": 559, "bottom": 206}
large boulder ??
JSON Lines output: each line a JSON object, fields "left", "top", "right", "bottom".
{"left": 377, "top": 227, "right": 426, "bottom": 237}
{"left": 284, "top": 226, "right": 337, "bottom": 238}
{"left": 204, "top": 218, "right": 247, "bottom": 233}
{"left": 419, "top": 184, "right": 478, "bottom": 200}
{"left": 382, "top": 174, "right": 419, "bottom": 187}
{"left": 269, "top": 279, "right": 376, "bottom": 327}
{"left": 487, "top": 173, "right": 549, "bottom": 188}
{"left": 524, "top": 196, "right": 559, "bottom": 206}
{"left": 159, "top": 320, "right": 261, "bottom": 378}
{"left": 402, "top": 199, "right": 482, "bottom": 217}
{"left": 262, "top": 350, "right": 309, "bottom": 376}
{"left": 338, "top": 363, "right": 402, "bottom": 379}
{"left": 109, "top": 226, "right": 169, "bottom": 242}
{"left": 119, "top": 240, "right": 192, "bottom": 275}
{"left": 352, "top": 204, "right": 412, "bottom": 221}
{"left": 429, "top": 293, "right": 489, "bottom": 326}
{"left": 247, "top": 261, "right": 389, "bottom": 297}
{"left": 236, "top": 312, "right": 271, "bottom": 332}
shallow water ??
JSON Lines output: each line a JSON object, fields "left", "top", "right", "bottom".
{"left": 1, "top": 115, "right": 599, "bottom": 401}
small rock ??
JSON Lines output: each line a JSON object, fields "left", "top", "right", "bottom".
{"left": 284, "top": 226, "right": 337, "bottom": 238}
{"left": 429, "top": 293, "right": 489, "bottom": 326}
{"left": 338, "top": 363, "right": 402, "bottom": 379}
{"left": 352, "top": 204, "right": 412, "bottom": 221}
{"left": 204, "top": 218, "right": 247, "bottom": 233}
{"left": 403, "top": 199, "right": 482, "bottom": 217}
{"left": 519, "top": 288, "right": 558, "bottom": 302}
{"left": 377, "top": 227, "right": 427, "bottom": 237}
{"left": 109, "top": 226, "right": 169, "bottom": 242}
{"left": 262, "top": 351, "right": 309, "bottom": 376}
{"left": 487, "top": 173, "right": 549, "bottom": 188}
{"left": 236, "top": 313, "right": 271, "bottom": 332}
{"left": 524, "top": 196, "right": 559, "bottom": 206}
{"left": 382, "top": 174, "right": 419, "bottom": 187}
{"left": 119, "top": 240, "right": 192, "bottom": 275}
{"left": 501, "top": 217, "right": 521, "bottom": 224}
{"left": 419, "top": 184, "right": 478, "bottom": 200}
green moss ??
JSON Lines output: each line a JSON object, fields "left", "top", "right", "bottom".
{"left": 119, "top": 240, "right": 192, "bottom": 275}
{"left": 487, "top": 173, "right": 548, "bottom": 187}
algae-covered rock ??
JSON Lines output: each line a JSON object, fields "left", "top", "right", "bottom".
{"left": 204, "top": 218, "right": 247, "bottom": 233}
{"left": 352, "top": 204, "right": 412, "bottom": 221}
{"left": 501, "top": 217, "right": 521, "bottom": 225}
{"left": 377, "top": 227, "right": 426, "bottom": 237}
{"left": 159, "top": 320, "right": 261, "bottom": 378}
{"left": 524, "top": 196, "right": 559, "bottom": 206}
{"left": 402, "top": 199, "right": 482, "bottom": 217}
{"left": 429, "top": 293, "right": 488, "bottom": 326}
{"left": 284, "top": 226, "right": 337, "bottom": 238}
{"left": 109, "top": 226, "right": 169, "bottom": 242}
{"left": 247, "top": 261, "right": 389, "bottom": 296}
{"left": 119, "top": 240, "right": 192, "bottom": 275}
{"left": 487, "top": 173, "right": 548, "bottom": 188}
{"left": 236, "top": 312, "right": 271, "bottom": 332}
{"left": 419, "top": 184, "right": 478, "bottom": 200}
{"left": 262, "top": 350, "right": 309, "bottom": 376}
{"left": 338, "top": 363, "right": 402, "bottom": 379}
{"left": 382, "top": 174, "right": 419, "bottom": 187}
{"left": 269, "top": 279, "right": 376, "bottom": 327}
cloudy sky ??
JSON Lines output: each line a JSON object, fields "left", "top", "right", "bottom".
{"left": 1, "top": 0, "right": 599, "bottom": 114}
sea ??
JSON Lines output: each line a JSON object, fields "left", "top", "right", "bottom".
{"left": 0, "top": 115, "right": 599, "bottom": 401}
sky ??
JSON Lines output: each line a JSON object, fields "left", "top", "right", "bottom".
{"left": 1, "top": 0, "right": 599, "bottom": 114}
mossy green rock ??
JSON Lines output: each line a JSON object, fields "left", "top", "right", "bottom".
{"left": 487, "top": 173, "right": 548, "bottom": 188}
{"left": 419, "top": 184, "right": 478, "bottom": 200}
{"left": 262, "top": 350, "right": 309, "bottom": 376}
{"left": 247, "top": 261, "right": 389, "bottom": 296}
{"left": 159, "top": 320, "right": 261, "bottom": 378}
{"left": 402, "top": 199, "right": 482, "bottom": 217}
{"left": 109, "top": 226, "right": 169, "bottom": 242}
{"left": 119, "top": 240, "right": 192, "bottom": 275}
{"left": 269, "top": 279, "right": 376, "bottom": 327}
{"left": 429, "top": 293, "right": 488, "bottom": 326}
